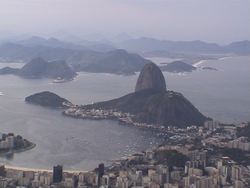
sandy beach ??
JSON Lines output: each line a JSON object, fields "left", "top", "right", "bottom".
{"left": 5, "top": 165, "right": 87, "bottom": 174}
{"left": 5, "top": 166, "right": 53, "bottom": 172}
{"left": 219, "top": 57, "right": 231, "bottom": 60}
{"left": 193, "top": 56, "right": 232, "bottom": 67}
{"left": 192, "top": 60, "right": 206, "bottom": 67}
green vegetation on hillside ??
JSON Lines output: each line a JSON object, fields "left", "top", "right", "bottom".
{"left": 222, "top": 148, "right": 250, "bottom": 165}
{"left": 237, "top": 122, "right": 250, "bottom": 139}
{"left": 25, "top": 91, "right": 72, "bottom": 108}
{"left": 154, "top": 150, "right": 189, "bottom": 168}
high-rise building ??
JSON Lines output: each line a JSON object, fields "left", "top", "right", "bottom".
{"left": 0, "top": 165, "right": 5, "bottom": 176}
{"left": 148, "top": 170, "right": 156, "bottom": 180}
{"left": 156, "top": 165, "right": 169, "bottom": 184}
{"left": 44, "top": 174, "right": 52, "bottom": 186}
{"left": 204, "top": 120, "right": 219, "bottom": 131}
{"left": 217, "top": 161, "right": 223, "bottom": 171}
{"left": 116, "top": 176, "right": 129, "bottom": 188}
{"left": 232, "top": 166, "right": 241, "bottom": 180}
{"left": 136, "top": 170, "right": 143, "bottom": 180}
{"left": 187, "top": 150, "right": 199, "bottom": 161}
{"left": 98, "top": 163, "right": 104, "bottom": 186}
{"left": 170, "top": 171, "right": 181, "bottom": 181}
{"left": 7, "top": 136, "right": 14, "bottom": 148}
{"left": 53, "top": 165, "right": 63, "bottom": 183}
{"left": 100, "top": 175, "right": 109, "bottom": 186}
{"left": 235, "top": 180, "right": 244, "bottom": 188}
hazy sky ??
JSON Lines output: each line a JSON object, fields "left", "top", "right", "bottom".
{"left": 0, "top": 0, "right": 249, "bottom": 44}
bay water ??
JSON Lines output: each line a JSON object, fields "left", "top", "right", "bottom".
{"left": 0, "top": 56, "right": 249, "bottom": 170}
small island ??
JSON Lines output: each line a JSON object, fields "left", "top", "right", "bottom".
{"left": 160, "top": 61, "right": 197, "bottom": 73}
{"left": 0, "top": 132, "right": 35, "bottom": 156}
{"left": 25, "top": 91, "right": 73, "bottom": 108}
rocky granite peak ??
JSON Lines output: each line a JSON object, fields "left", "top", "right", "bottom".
{"left": 61, "top": 63, "right": 208, "bottom": 128}
{"left": 19, "top": 57, "right": 47, "bottom": 77}
{"left": 135, "top": 62, "right": 166, "bottom": 92}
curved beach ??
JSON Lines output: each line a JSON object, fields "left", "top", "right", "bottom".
{"left": 192, "top": 60, "right": 206, "bottom": 67}
{"left": 5, "top": 166, "right": 87, "bottom": 173}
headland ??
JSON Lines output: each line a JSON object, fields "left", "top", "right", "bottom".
{"left": 0, "top": 133, "right": 36, "bottom": 157}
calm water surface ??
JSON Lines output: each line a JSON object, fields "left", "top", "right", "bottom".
{"left": 0, "top": 56, "right": 249, "bottom": 170}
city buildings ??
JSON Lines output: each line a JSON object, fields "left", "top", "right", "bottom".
{"left": 53, "top": 165, "right": 63, "bottom": 183}
{"left": 0, "top": 122, "right": 249, "bottom": 187}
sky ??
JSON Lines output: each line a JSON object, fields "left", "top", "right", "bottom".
{"left": 0, "top": 0, "right": 249, "bottom": 44}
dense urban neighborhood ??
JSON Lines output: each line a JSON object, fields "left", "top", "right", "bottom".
{"left": 0, "top": 121, "right": 249, "bottom": 188}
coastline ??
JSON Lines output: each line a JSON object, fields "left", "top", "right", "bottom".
{"left": 218, "top": 56, "right": 231, "bottom": 60}
{"left": 0, "top": 142, "right": 36, "bottom": 157}
{"left": 1, "top": 55, "right": 248, "bottom": 175}
{"left": 192, "top": 60, "right": 206, "bottom": 67}
{"left": 52, "top": 77, "right": 75, "bottom": 84}
{"left": 5, "top": 166, "right": 87, "bottom": 174}
{"left": 192, "top": 56, "right": 233, "bottom": 67}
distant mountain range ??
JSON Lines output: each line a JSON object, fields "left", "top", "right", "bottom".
{"left": 1, "top": 35, "right": 249, "bottom": 55}
{"left": 118, "top": 37, "right": 250, "bottom": 55}
{"left": 0, "top": 36, "right": 116, "bottom": 53}
{"left": 0, "top": 35, "right": 249, "bottom": 76}
{"left": 111, "top": 32, "right": 134, "bottom": 43}
{"left": 0, "top": 42, "right": 151, "bottom": 75}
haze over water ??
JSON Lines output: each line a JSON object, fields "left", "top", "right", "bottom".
{"left": 0, "top": 56, "right": 249, "bottom": 170}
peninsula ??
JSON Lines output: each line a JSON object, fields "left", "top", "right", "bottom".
{"left": 25, "top": 91, "right": 73, "bottom": 108}
{"left": 63, "top": 63, "right": 208, "bottom": 128}
{"left": 0, "top": 132, "right": 35, "bottom": 156}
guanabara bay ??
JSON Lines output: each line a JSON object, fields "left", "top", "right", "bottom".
{"left": 0, "top": 2, "right": 249, "bottom": 187}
